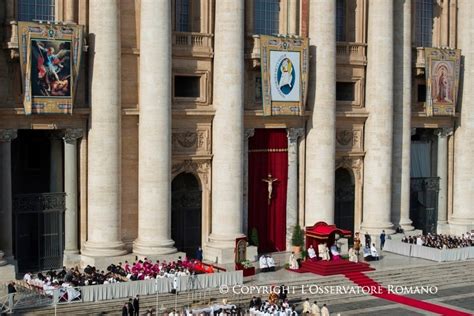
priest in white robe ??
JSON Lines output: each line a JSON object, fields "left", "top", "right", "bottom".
{"left": 307, "top": 245, "right": 317, "bottom": 261}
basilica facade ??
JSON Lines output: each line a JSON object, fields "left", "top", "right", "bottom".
{"left": 0, "top": 0, "right": 473, "bottom": 276}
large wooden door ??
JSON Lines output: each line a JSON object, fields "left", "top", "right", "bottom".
{"left": 334, "top": 168, "right": 355, "bottom": 238}
{"left": 171, "top": 173, "right": 202, "bottom": 258}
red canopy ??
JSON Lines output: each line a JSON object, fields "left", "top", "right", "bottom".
{"left": 305, "top": 221, "right": 352, "bottom": 240}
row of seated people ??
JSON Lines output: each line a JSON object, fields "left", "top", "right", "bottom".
{"left": 22, "top": 257, "right": 215, "bottom": 294}
{"left": 401, "top": 233, "right": 473, "bottom": 249}
{"left": 258, "top": 255, "right": 276, "bottom": 272}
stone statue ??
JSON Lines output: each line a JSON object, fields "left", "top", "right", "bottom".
{"left": 262, "top": 173, "right": 279, "bottom": 205}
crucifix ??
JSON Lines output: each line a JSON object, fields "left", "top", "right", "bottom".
{"left": 262, "top": 173, "right": 279, "bottom": 205}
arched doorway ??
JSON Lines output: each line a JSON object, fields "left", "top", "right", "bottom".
{"left": 334, "top": 168, "right": 355, "bottom": 237}
{"left": 171, "top": 173, "right": 202, "bottom": 258}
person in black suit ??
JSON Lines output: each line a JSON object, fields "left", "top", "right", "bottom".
{"left": 122, "top": 302, "right": 129, "bottom": 316}
{"left": 133, "top": 295, "right": 140, "bottom": 316}
{"left": 127, "top": 298, "right": 134, "bottom": 316}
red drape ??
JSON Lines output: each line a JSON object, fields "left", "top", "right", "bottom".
{"left": 248, "top": 129, "right": 288, "bottom": 253}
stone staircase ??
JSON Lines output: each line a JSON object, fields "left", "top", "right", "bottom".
{"left": 15, "top": 260, "right": 474, "bottom": 315}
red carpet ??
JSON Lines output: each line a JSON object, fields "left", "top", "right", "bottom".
{"left": 345, "top": 271, "right": 472, "bottom": 316}
{"left": 290, "top": 259, "right": 374, "bottom": 276}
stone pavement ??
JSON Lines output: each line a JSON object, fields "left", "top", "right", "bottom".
{"left": 9, "top": 254, "right": 474, "bottom": 315}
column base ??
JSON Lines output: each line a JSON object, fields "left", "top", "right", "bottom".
{"left": 63, "top": 250, "right": 81, "bottom": 267}
{"left": 448, "top": 218, "right": 474, "bottom": 235}
{"left": 204, "top": 233, "right": 246, "bottom": 264}
{"left": 0, "top": 264, "right": 16, "bottom": 282}
{"left": 81, "top": 240, "right": 127, "bottom": 257}
{"left": 399, "top": 218, "right": 415, "bottom": 232}
{"left": 133, "top": 239, "right": 177, "bottom": 256}
{"left": 0, "top": 250, "right": 6, "bottom": 266}
{"left": 436, "top": 221, "right": 450, "bottom": 234}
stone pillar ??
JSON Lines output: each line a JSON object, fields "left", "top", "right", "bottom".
{"left": 451, "top": 0, "right": 474, "bottom": 235}
{"left": 206, "top": 0, "right": 245, "bottom": 263}
{"left": 243, "top": 129, "right": 255, "bottom": 236}
{"left": 133, "top": 0, "right": 176, "bottom": 255}
{"left": 305, "top": 0, "right": 336, "bottom": 226}
{"left": 436, "top": 128, "right": 452, "bottom": 233}
{"left": 64, "top": 0, "right": 76, "bottom": 23}
{"left": 63, "top": 129, "right": 82, "bottom": 255}
{"left": 0, "top": 129, "right": 17, "bottom": 265}
{"left": 288, "top": 0, "right": 299, "bottom": 35}
{"left": 361, "top": 0, "right": 394, "bottom": 239}
{"left": 82, "top": 0, "right": 126, "bottom": 257}
{"left": 392, "top": 0, "right": 414, "bottom": 231}
{"left": 287, "top": 128, "right": 304, "bottom": 249}
{"left": 50, "top": 135, "right": 63, "bottom": 193}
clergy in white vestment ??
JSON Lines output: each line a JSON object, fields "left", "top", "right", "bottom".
{"left": 370, "top": 244, "right": 379, "bottom": 260}
{"left": 321, "top": 304, "right": 330, "bottom": 316}
{"left": 259, "top": 255, "right": 269, "bottom": 272}
{"left": 302, "top": 298, "right": 311, "bottom": 313}
{"left": 318, "top": 243, "right": 330, "bottom": 261}
{"left": 307, "top": 245, "right": 317, "bottom": 261}
{"left": 348, "top": 248, "right": 358, "bottom": 263}
{"left": 311, "top": 301, "right": 321, "bottom": 316}
{"left": 289, "top": 252, "right": 299, "bottom": 269}
{"left": 266, "top": 255, "right": 276, "bottom": 270}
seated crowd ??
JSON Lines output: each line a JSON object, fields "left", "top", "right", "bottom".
{"left": 22, "top": 257, "right": 214, "bottom": 296}
{"left": 401, "top": 233, "right": 473, "bottom": 249}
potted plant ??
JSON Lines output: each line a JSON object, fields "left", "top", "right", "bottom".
{"left": 291, "top": 224, "right": 305, "bottom": 254}
{"left": 236, "top": 259, "right": 255, "bottom": 277}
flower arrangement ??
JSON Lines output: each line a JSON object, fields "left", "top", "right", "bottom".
{"left": 240, "top": 260, "right": 253, "bottom": 269}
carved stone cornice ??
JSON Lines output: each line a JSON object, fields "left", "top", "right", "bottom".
{"left": 245, "top": 128, "right": 255, "bottom": 139}
{"left": 435, "top": 127, "right": 454, "bottom": 137}
{"left": 64, "top": 128, "right": 84, "bottom": 144}
{"left": 0, "top": 129, "right": 17, "bottom": 142}
{"left": 172, "top": 159, "right": 211, "bottom": 190}
{"left": 336, "top": 156, "right": 363, "bottom": 181}
{"left": 287, "top": 128, "right": 304, "bottom": 144}
{"left": 173, "top": 131, "right": 197, "bottom": 148}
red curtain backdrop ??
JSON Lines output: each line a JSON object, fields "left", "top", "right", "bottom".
{"left": 248, "top": 129, "right": 288, "bottom": 253}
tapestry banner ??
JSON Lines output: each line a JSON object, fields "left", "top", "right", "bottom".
{"left": 425, "top": 48, "right": 461, "bottom": 116}
{"left": 18, "top": 22, "right": 84, "bottom": 115}
{"left": 260, "top": 36, "right": 309, "bottom": 116}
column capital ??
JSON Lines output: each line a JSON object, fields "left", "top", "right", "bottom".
{"left": 435, "top": 127, "right": 454, "bottom": 137}
{"left": 244, "top": 128, "right": 255, "bottom": 139}
{"left": 287, "top": 128, "right": 304, "bottom": 144}
{"left": 64, "top": 128, "right": 83, "bottom": 144}
{"left": 0, "top": 129, "right": 17, "bottom": 142}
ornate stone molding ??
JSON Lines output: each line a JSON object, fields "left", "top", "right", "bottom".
{"left": 173, "top": 131, "right": 197, "bottom": 148}
{"left": 0, "top": 129, "right": 17, "bottom": 142}
{"left": 172, "top": 128, "right": 211, "bottom": 154}
{"left": 245, "top": 128, "right": 255, "bottom": 139}
{"left": 336, "top": 128, "right": 362, "bottom": 151}
{"left": 64, "top": 128, "right": 84, "bottom": 144}
{"left": 336, "top": 156, "right": 363, "bottom": 181}
{"left": 172, "top": 159, "right": 211, "bottom": 190}
{"left": 435, "top": 127, "right": 454, "bottom": 137}
{"left": 287, "top": 128, "right": 304, "bottom": 144}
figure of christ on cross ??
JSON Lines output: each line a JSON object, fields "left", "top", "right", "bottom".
{"left": 262, "top": 173, "right": 279, "bottom": 205}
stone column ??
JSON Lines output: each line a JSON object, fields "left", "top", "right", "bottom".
{"left": 206, "top": 0, "right": 245, "bottom": 263}
{"left": 243, "top": 129, "right": 255, "bottom": 236}
{"left": 361, "top": 0, "right": 394, "bottom": 239}
{"left": 305, "top": 0, "right": 336, "bottom": 226}
{"left": 0, "top": 129, "right": 17, "bottom": 265}
{"left": 451, "top": 0, "right": 474, "bottom": 235}
{"left": 64, "top": 0, "right": 76, "bottom": 23}
{"left": 133, "top": 0, "right": 176, "bottom": 255}
{"left": 82, "top": 0, "right": 126, "bottom": 257}
{"left": 392, "top": 0, "right": 414, "bottom": 231}
{"left": 288, "top": 0, "right": 299, "bottom": 35}
{"left": 50, "top": 135, "right": 63, "bottom": 193}
{"left": 287, "top": 128, "right": 304, "bottom": 249}
{"left": 436, "top": 128, "right": 452, "bottom": 232}
{"left": 63, "top": 129, "right": 82, "bottom": 255}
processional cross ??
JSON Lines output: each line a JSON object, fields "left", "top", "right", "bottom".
{"left": 262, "top": 173, "right": 279, "bottom": 205}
